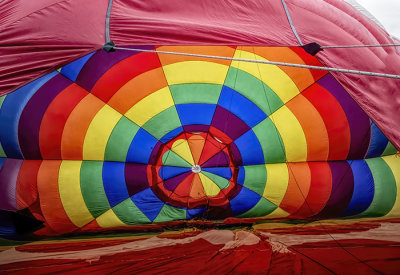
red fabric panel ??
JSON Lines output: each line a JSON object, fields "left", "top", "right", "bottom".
{"left": 110, "top": 0, "right": 296, "bottom": 46}
{"left": 15, "top": 160, "right": 42, "bottom": 209}
{"left": 292, "top": 162, "right": 332, "bottom": 218}
{"left": 286, "top": 0, "right": 400, "bottom": 149}
{"left": 91, "top": 51, "right": 161, "bottom": 102}
{"left": 39, "top": 84, "right": 88, "bottom": 159}
{"left": 0, "top": 0, "right": 399, "bottom": 148}
{"left": 0, "top": 0, "right": 108, "bottom": 96}
{"left": 303, "top": 83, "right": 351, "bottom": 160}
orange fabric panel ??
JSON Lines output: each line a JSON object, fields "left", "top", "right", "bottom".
{"left": 286, "top": 94, "right": 329, "bottom": 161}
{"left": 290, "top": 47, "right": 328, "bottom": 81}
{"left": 157, "top": 46, "right": 235, "bottom": 66}
{"left": 249, "top": 46, "right": 316, "bottom": 92}
{"left": 61, "top": 94, "right": 104, "bottom": 160}
{"left": 303, "top": 83, "right": 351, "bottom": 160}
{"left": 108, "top": 67, "right": 168, "bottom": 114}
{"left": 280, "top": 162, "right": 311, "bottom": 215}
{"left": 292, "top": 162, "right": 332, "bottom": 217}
{"left": 37, "top": 160, "right": 78, "bottom": 234}
{"left": 91, "top": 52, "right": 162, "bottom": 102}
{"left": 39, "top": 84, "right": 88, "bottom": 159}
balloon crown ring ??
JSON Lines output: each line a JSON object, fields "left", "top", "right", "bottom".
{"left": 191, "top": 164, "right": 202, "bottom": 173}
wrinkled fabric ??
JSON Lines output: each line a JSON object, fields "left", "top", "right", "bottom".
{"left": 0, "top": 0, "right": 399, "bottom": 147}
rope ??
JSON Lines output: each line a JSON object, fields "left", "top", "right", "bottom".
{"left": 321, "top": 43, "right": 400, "bottom": 49}
{"left": 105, "top": 0, "right": 114, "bottom": 43}
{"left": 113, "top": 46, "right": 400, "bottom": 80}
{"left": 281, "top": 0, "right": 303, "bottom": 46}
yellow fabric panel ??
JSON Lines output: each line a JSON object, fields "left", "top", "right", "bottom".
{"left": 383, "top": 155, "right": 400, "bottom": 217}
{"left": 231, "top": 50, "right": 299, "bottom": 103}
{"left": 270, "top": 106, "right": 307, "bottom": 162}
{"left": 265, "top": 207, "right": 290, "bottom": 218}
{"left": 125, "top": 87, "right": 174, "bottom": 126}
{"left": 83, "top": 105, "right": 122, "bottom": 160}
{"left": 96, "top": 209, "right": 126, "bottom": 228}
{"left": 263, "top": 163, "right": 289, "bottom": 206}
{"left": 171, "top": 139, "right": 194, "bottom": 165}
{"left": 58, "top": 161, "right": 93, "bottom": 228}
{"left": 199, "top": 173, "right": 220, "bottom": 197}
{"left": 162, "top": 61, "right": 229, "bottom": 85}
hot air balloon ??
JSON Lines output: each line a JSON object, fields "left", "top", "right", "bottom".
{"left": 0, "top": 0, "right": 399, "bottom": 273}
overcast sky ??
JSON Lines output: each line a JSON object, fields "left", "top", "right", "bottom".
{"left": 356, "top": 0, "right": 400, "bottom": 38}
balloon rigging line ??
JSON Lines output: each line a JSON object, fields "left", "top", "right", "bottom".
{"left": 281, "top": 0, "right": 303, "bottom": 46}
{"left": 114, "top": 46, "right": 400, "bottom": 79}
{"left": 321, "top": 43, "right": 400, "bottom": 49}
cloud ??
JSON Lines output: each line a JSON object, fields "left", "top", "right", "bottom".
{"left": 356, "top": 0, "right": 400, "bottom": 37}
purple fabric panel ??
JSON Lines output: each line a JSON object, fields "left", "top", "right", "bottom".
{"left": 125, "top": 163, "right": 150, "bottom": 196}
{"left": 0, "top": 159, "right": 23, "bottom": 211}
{"left": 211, "top": 106, "right": 250, "bottom": 141}
{"left": 75, "top": 46, "right": 154, "bottom": 92}
{"left": 206, "top": 203, "right": 233, "bottom": 220}
{"left": 164, "top": 171, "right": 191, "bottom": 192}
{"left": 202, "top": 151, "right": 230, "bottom": 168}
{"left": 318, "top": 74, "right": 371, "bottom": 159}
{"left": 149, "top": 141, "right": 163, "bottom": 166}
{"left": 18, "top": 74, "right": 72, "bottom": 159}
{"left": 229, "top": 143, "right": 243, "bottom": 166}
{"left": 183, "top": 125, "right": 210, "bottom": 133}
{"left": 316, "top": 161, "right": 354, "bottom": 218}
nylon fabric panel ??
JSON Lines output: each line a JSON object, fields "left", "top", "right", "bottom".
{"left": 61, "top": 94, "right": 104, "bottom": 160}
{"left": 37, "top": 160, "right": 78, "bottom": 234}
{"left": 83, "top": 105, "right": 122, "bottom": 160}
{"left": 39, "top": 84, "right": 88, "bottom": 159}
{"left": 58, "top": 161, "right": 93, "bottom": 228}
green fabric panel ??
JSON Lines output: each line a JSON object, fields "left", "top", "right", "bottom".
{"left": 142, "top": 106, "right": 182, "bottom": 140}
{"left": 242, "top": 165, "right": 267, "bottom": 196}
{"left": 105, "top": 116, "right": 140, "bottom": 162}
{"left": 112, "top": 199, "right": 151, "bottom": 225}
{"left": 359, "top": 158, "right": 397, "bottom": 217}
{"left": 0, "top": 143, "right": 5, "bottom": 157}
{"left": 153, "top": 204, "right": 186, "bottom": 223}
{"left": 170, "top": 83, "right": 222, "bottom": 104}
{"left": 382, "top": 142, "right": 398, "bottom": 156}
{"left": 80, "top": 161, "right": 110, "bottom": 218}
{"left": 162, "top": 150, "right": 191, "bottom": 167}
{"left": 0, "top": 95, "right": 6, "bottom": 109}
{"left": 253, "top": 118, "right": 286, "bottom": 163}
{"left": 201, "top": 171, "right": 230, "bottom": 189}
{"left": 224, "top": 67, "right": 283, "bottom": 115}
{"left": 237, "top": 197, "right": 277, "bottom": 218}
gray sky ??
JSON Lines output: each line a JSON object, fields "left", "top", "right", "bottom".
{"left": 356, "top": 0, "right": 400, "bottom": 38}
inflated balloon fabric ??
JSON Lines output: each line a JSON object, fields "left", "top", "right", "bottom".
{"left": 0, "top": 46, "right": 399, "bottom": 235}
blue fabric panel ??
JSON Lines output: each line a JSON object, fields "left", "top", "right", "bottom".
{"left": 131, "top": 188, "right": 164, "bottom": 221}
{"left": 0, "top": 158, "right": 5, "bottom": 170}
{"left": 202, "top": 167, "right": 232, "bottom": 179}
{"left": 176, "top": 103, "right": 216, "bottom": 125}
{"left": 159, "top": 166, "right": 191, "bottom": 180}
{"left": 233, "top": 130, "right": 264, "bottom": 165}
{"left": 102, "top": 162, "right": 130, "bottom": 207}
{"left": 342, "top": 160, "right": 374, "bottom": 216}
{"left": 60, "top": 52, "right": 95, "bottom": 82}
{"left": 160, "top": 126, "right": 183, "bottom": 143}
{"left": 229, "top": 186, "right": 261, "bottom": 216}
{"left": 126, "top": 128, "right": 159, "bottom": 164}
{"left": 187, "top": 208, "right": 206, "bottom": 219}
{"left": 366, "top": 122, "right": 389, "bottom": 158}
{"left": 218, "top": 86, "right": 267, "bottom": 127}
{"left": 0, "top": 72, "right": 57, "bottom": 158}
{"left": 237, "top": 166, "right": 245, "bottom": 185}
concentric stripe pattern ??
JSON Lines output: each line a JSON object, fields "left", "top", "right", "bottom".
{"left": 0, "top": 46, "right": 399, "bottom": 235}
